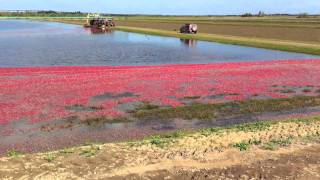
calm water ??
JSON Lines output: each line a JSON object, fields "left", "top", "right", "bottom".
{"left": 0, "top": 20, "right": 318, "bottom": 67}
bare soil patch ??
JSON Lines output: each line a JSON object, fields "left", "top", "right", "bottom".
{"left": 120, "top": 144, "right": 320, "bottom": 180}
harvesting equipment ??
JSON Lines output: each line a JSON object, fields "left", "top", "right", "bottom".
{"left": 180, "top": 24, "right": 198, "bottom": 34}
{"left": 84, "top": 14, "right": 115, "bottom": 29}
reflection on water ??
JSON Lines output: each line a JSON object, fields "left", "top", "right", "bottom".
{"left": 85, "top": 27, "right": 115, "bottom": 35}
{"left": 0, "top": 20, "right": 319, "bottom": 67}
{"left": 180, "top": 39, "right": 197, "bottom": 48}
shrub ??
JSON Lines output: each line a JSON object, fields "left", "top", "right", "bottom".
{"left": 297, "top": 13, "right": 309, "bottom": 18}
{"left": 44, "top": 153, "right": 56, "bottom": 162}
{"left": 233, "top": 141, "right": 250, "bottom": 151}
{"left": 7, "top": 150, "right": 23, "bottom": 157}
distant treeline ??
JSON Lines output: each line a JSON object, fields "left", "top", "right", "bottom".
{"left": 0, "top": 11, "right": 137, "bottom": 17}
{"left": 240, "top": 11, "right": 317, "bottom": 18}
{"left": 0, "top": 11, "right": 87, "bottom": 17}
{"left": 0, "top": 10, "right": 318, "bottom": 18}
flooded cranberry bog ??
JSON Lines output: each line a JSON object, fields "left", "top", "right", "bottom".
{"left": 1, "top": 20, "right": 320, "bottom": 154}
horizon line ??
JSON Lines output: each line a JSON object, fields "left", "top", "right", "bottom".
{"left": 1, "top": 10, "right": 320, "bottom": 16}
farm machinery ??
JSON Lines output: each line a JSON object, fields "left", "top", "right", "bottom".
{"left": 180, "top": 24, "right": 198, "bottom": 34}
{"left": 84, "top": 13, "right": 115, "bottom": 29}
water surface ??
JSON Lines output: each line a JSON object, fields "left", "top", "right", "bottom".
{"left": 0, "top": 20, "right": 318, "bottom": 67}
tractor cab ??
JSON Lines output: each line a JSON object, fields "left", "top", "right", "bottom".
{"left": 105, "top": 17, "right": 115, "bottom": 27}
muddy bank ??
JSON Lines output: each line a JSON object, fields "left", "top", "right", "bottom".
{"left": 1, "top": 115, "right": 320, "bottom": 179}
{"left": 1, "top": 105, "right": 320, "bottom": 155}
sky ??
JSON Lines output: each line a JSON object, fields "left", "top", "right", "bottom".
{"left": 1, "top": 0, "right": 320, "bottom": 15}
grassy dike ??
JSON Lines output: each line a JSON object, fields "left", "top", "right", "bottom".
{"left": 114, "top": 26, "right": 320, "bottom": 56}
